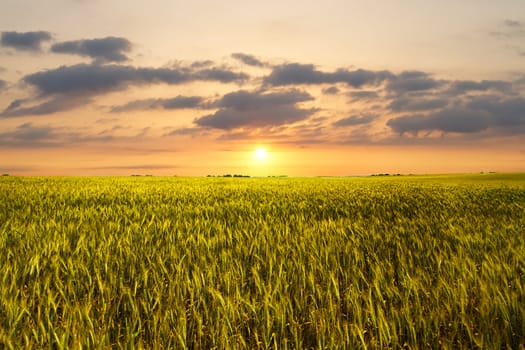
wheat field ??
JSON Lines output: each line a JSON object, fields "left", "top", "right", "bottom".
{"left": 0, "top": 174, "right": 524, "bottom": 348}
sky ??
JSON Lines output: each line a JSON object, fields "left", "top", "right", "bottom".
{"left": 1, "top": 0, "right": 524, "bottom": 176}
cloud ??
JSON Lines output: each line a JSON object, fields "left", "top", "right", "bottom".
{"left": 333, "top": 115, "right": 376, "bottom": 127}
{"left": 1, "top": 31, "right": 52, "bottom": 51}
{"left": 111, "top": 96, "right": 205, "bottom": 113}
{"left": 194, "top": 89, "right": 315, "bottom": 129}
{"left": 193, "top": 67, "right": 249, "bottom": 83}
{"left": 387, "top": 96, "right": 525, "bottom": 134}
{"left": 489, "top": 19, "right": 525, "bottom": 58}
{"left": 1, "top": 96, "right": 91, "bottom": 117}
{"left": 24, "top": 64, "right": 183, "bottom": 95}
{"left": 51, "top": 37, "right": 132, "bottom": 63}
{"left": 264, "top": 63, "right": 393, "bottom": 87}
{"left": 348, "top": 90, "right": 380, "bottom": 100}
{"left": 4, "top": 99, "right": 27, "bottom": 112}
{"left": 388, "top": 97, "right": 448, "bottom": 112}
{"left": 6, "top": 62, "right": 246, "bottom": 117}
{"left": 165, "top": 127, "right": 207, "bottom": 137}
{"left": 23, "top": 63, "right": 248, "bottom": 96}
{"left": 387, "top": 110, "right": 490, "bottom": 134}
{"left": 190, "top": 60, "right": 214, "bottom": 68}
{"left": 0, "top": 122, "right": 58, "bottom": 147}
{"left": 386, "top": 71, "right": 442, "bottom": 94}
{"left": 0, "top": 79, "right": 6, "bottom": 91}
{"left": 467, "top": 96, "right": 525, "bottom": 127}
{"left": 231, "top": 53, "right": 266, "bottom": 67}
{"left": 322, "top": 86, "right": 340, "bottom": 95}
{"left": 0, "top": 121, "right": 157, "bottom": 148}
{"left": 446, "top": 80, "right": 512, "bottom": 95}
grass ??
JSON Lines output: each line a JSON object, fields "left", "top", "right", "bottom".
{"left": 0, "top": 173, "right": 524, "bottom": 348}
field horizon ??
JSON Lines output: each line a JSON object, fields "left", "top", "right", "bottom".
{"left": 3, "top": 171, "right": 525, "bottom": 179}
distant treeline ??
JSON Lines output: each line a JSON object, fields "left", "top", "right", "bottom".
{"left": 207, "top": 174, "right": 251, "bottom": 178}
{"left": 370, "top": 173, "right": 402, "bottom": 177}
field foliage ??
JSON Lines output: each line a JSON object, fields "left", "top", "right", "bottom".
{"left": 0, "top": 174, "right": 524, "bottom": 348}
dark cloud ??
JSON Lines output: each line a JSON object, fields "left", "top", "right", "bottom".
{"left": 0, "top": 79, "right": 6, "bottom": 91}
{"left": 389, "top": 97, "right": 448, "bottom": 112}
{"left": 194, "top": 89, "right": 315, "bottom": 129}
{"left": 51, "top": 37, "right": 132, "bottom": 63}
{"left": 111, "top": 96, "right": 205, "bottom": 113}
{"left": 264, "top": 63, "right": 393, "bottom": 88}
{"left": 1, "top": 96, "right": 90, "bottom": 117}
{"left": 387, "top": 96, "right": 525, "bottom": 134}
{"left": 231, "top": 53, "right": 266, "bottom": 67}
{"left": 5, "top": 62, "right": 246, "bottom": 117}
{"left": 387, "top": 110, "right": 491, "bottom": 134}
{"left": 446, "top": 80, "right": 512, "bottom": 95}
{"left": 24, "top": 64, "right": 184, "bottom": 95}
{"left": 322, "top": 86, "right": 340, "bottom": 95}
{"left": 333, "top": 115, "right": 376, "bottom": 127}
{"left": 386, "top": 71, "right": 442, "bottom": 94}
{"left": 1, "top": 31, "right": 52, "bottom": 51}
{"left": 23, "top": 63, "right": 248, "bottom": 96}
{"left": 193, "top": 67, "right": 249, "bottom": 83}
{"left": 467, "top": 96, "right": 525, "bottom": 127}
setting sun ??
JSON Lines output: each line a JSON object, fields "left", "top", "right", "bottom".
{"left": 254, "top": 147, "right": 268, "bottom": 161}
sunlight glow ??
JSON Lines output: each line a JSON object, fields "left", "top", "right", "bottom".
{"left": 254, "top": 147, "right": 268, "bottom": 161}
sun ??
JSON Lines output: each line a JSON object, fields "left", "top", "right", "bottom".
{"left": 254, "top": 147, "right": 268, "bottom": 161}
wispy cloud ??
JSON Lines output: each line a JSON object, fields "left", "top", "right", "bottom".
{"left": 0, "top": 122, "right": 154, "bottom": 148}
{"left": 111, "top": 96, "right": 206, "bottom": 113}
{"left": 0, "top": 122, "right": 61, "bottom": 147}
{"left": 231, "top": 53, "right": 267, "bottom": 67}
{"left": 490, "top": 19, "right": 525, "bottom": 38}
{"left": 1, "top": 96, "right": 91, "bottom": 117}
{"left": 333, "top": 115, "right": 377, "bottom": 127}
{"left": 489, "top": 19, "right": 525, "bottom": 57}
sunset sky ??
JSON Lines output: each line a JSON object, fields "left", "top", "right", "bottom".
{"left": 1, "top": 0, "right": 524, "bottom": 176}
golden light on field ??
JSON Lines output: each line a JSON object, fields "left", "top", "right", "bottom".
{"left": 254, "top": 147, "right": 268, "bottom": 161}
